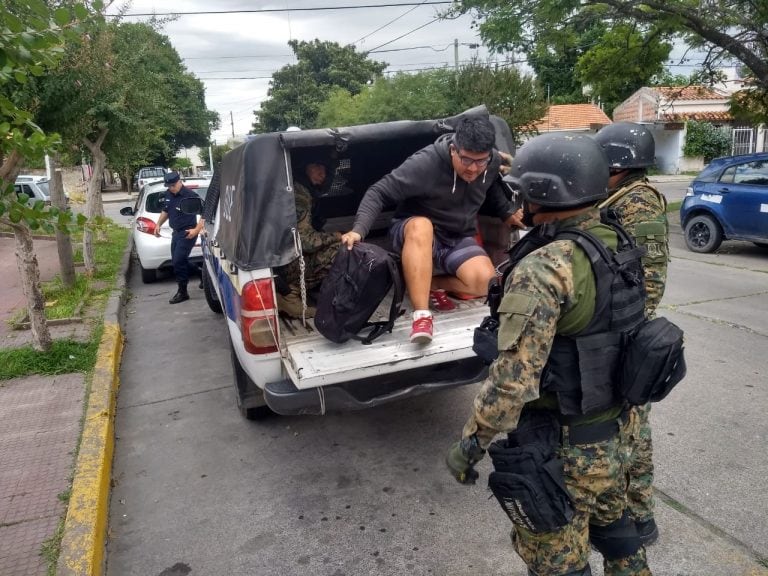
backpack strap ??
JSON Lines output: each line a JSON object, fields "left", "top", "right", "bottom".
{"left": 357, "top": 253, "right": 405, "bottom": 345}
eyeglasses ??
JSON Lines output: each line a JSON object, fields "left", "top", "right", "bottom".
{"left": 452, "top": 146, "right": 491, "bottom": 168}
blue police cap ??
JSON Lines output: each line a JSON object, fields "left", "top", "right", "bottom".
{"left": 164, "top": 171, "right": 181, "bottom": 185}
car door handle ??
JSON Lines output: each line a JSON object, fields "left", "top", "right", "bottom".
{"left": 717, "top": 187, "right": 730, "bottom": 193}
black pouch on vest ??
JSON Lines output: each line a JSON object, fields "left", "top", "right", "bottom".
{"left": 620, "top": 316, "right": 687, "bottom": 404}
{"left": 487, "top": 440, "right": 574, "bottom": 533}
{"left": 473, "top": 316, "right": 500, "bottom": 365}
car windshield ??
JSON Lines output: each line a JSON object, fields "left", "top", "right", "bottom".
{"left": 37, "top": 181, "right": 50, "bottom": 198}
{"left": 141, "top": 168, "right": 166, "bottom": 178}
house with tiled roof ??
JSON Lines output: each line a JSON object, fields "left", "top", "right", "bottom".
{"left": 530, "top": 103, "right": 612, "bottom": 134}
{"left": 613, "top": 85, "right": 766, "bottom": 173}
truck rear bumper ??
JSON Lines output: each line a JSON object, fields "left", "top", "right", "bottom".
{"left": 263, "top": 357, "right": 488, "bottom": 416}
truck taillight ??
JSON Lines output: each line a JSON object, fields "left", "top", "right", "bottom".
{"left": 241, "top": 279, "right": 278, "bottom": 354}
{"left": 135, "top": 217, "right": 157, "bottom": 235}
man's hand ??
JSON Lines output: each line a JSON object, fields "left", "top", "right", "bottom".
{"left": 446, "top": 435, "right": 486, "bottom": 485}
{"left": 340, "top": 231, "right": 361, "bottom": 250}
{"left": 505, "top": 208, "right": 525, "bottom": 229}
{"left": 498, "top": 150, "right": 513, "bottom": 176}
{"left": 185, "top": 227, "right": 200, "bottom": 239}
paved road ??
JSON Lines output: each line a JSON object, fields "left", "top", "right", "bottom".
{"left": 106, "top": 211, "right": 767, "bottom": 576}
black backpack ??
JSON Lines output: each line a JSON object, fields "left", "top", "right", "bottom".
{"left": 314, "top": 243, "right": 404, "bottom": 344}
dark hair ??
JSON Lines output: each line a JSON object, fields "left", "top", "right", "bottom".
{"left": 453, "top": 116, "right": 495, "bottom": 153}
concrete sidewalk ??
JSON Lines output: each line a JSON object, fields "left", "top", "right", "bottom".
{"left": 0, "top": 227, "right": 129, "bottom": 576}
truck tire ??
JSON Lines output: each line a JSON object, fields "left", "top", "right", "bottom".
{"left": 230, "top": 344, "right": 273, "bottom": 421}
{"left": 202, "top": 265, "right": 223, "bottom": 314}
{"left": 140, "top": 263, "right": 157, "bottom": 284}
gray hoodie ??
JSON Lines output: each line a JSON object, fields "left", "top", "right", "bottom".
{"left": 351, "top": 133, "right": 514, "bottom": 241}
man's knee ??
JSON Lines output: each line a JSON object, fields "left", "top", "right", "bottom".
{"left": 589, "top": 511, "right": 641, "bottom": 560}
{"left": 456, "top": 257, "right": 496, "bottom": 294}
{"left": 402, "top": 217, "right": 433, "bottom": 245}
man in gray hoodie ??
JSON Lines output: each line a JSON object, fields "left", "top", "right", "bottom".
{"left": 341, "top": 114, "right": 522, "bottom": 344}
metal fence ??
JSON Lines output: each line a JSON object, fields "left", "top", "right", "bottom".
{"left": 731, "top": 127, "right": 754, "bottom": 156}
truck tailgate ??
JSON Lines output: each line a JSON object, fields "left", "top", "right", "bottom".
{"left": 280, "top": 300, "right": 488, "bottom": 389}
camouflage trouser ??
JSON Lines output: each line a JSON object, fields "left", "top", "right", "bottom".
{"left": 625, "top": 403, "right": 654, "bottom": 522}
{"left": 275, "top": 243, "right": 338, "bottom": 294}
{"left": 512, "top": 434, "right": 651, "bottom": 576}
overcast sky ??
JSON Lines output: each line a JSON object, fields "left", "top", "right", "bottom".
{"left": 117, "top": 1, "right": 506, "bottom": 142}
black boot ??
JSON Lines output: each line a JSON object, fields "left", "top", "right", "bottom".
{"left": 169, "top": 284, "right": 190, "bottom": 304}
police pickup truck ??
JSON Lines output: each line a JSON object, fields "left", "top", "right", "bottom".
{"left": 198, "top": 107, "right": 518, "bottom": 420}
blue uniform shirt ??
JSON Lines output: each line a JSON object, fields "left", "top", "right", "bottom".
{"left": 162, "top": 185, "right": 199, "bottom": 232}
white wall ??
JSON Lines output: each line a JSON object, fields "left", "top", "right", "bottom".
{"left": 650, "top": 127, "right": 684, "bottom": 174}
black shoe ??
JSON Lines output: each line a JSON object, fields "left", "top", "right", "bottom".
{"left": 169, "top": 291, "right": 190, "bottom": 304}
{"left": 636, "top": 518, "right": 659, "bottom": 546}
{"left": 198, "top": 279, "right": 204, "bottom": 289}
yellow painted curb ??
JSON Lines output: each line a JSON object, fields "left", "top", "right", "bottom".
{"left": 57, "top": 322, "right": 123, "bottom": 576}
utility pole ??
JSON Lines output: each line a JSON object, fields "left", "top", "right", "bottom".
{"left": 454, "top": 38, "right": 459, "bottom": 86}
{"left": 230, "top": 111, "right": 235, "bottom": 140}
{"left": 209, "top": 141, "right": 214, "bottom": 171}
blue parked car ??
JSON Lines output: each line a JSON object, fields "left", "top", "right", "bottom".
{"left": 680, "top": 152, "right": 768, "bottom": 253}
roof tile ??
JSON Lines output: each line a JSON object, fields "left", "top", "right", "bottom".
{"left": 532, "top": 104, "right": 612, "bottom": 131}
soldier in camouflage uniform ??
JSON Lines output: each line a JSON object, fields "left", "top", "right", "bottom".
{"left": 595, "top": 123, "right": 670, "bottom": 546}
{"left": 446, "top": 134, "right": 651, "bottom": 576}
{"left": 275, "top": 160, "right": 340, "bottom": 318}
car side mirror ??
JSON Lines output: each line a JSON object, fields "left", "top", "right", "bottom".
{"left": 179, "top": 196, "right": 203, "bottom": 215}
{"left": 119, "top": 206, "right": 134, "bottom": 216}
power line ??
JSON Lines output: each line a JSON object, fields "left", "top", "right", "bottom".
{"left": 121, "top": 2, "right": 450, "bottom": 17}
{"left": 353, "top": 0, "right": 427, "bottom": 45}
{"left": 365, "top": 17, "right": 439, "bottom": 53}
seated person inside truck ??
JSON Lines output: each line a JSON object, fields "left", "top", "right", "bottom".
{"left": 275, "top": 157, "right": 341, "bottom": 319}
{"left": 340, "top": 115, "right": 523, "bottom": 345}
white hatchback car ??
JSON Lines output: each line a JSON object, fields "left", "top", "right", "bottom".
{"left": 120, "top": 178, "right": 210, "bottom": 283}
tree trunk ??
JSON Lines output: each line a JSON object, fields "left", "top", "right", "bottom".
{"left": 50, "top": 164, "right": 76, "bottom": 288}
{"left": 82, "top": 129, "right": 109, "bottom": 274}
{"left": 12, "top": 223, "right": 52, "bottom": 352}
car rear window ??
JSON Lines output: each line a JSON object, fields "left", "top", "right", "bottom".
{"left": 733, "top": 161, "right": 768, "bottom": 185}
{"left": 695, "top": 163, "right": 722, "bottom": 183}
{"left": 145, "top": 189, "right": 206, "bottom": 213}
{"left": 145, "top": 192, "right": 166, "bottom": 213}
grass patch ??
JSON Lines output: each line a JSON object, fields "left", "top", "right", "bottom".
{"left": 667, "top": 200, "right": 682, "bottom": 213}
{"left": 0, "top": 334, "right": 100, "bottom": 380}
{"left": 42, "top": 275, "right": 90, "bottom": 320}
{"left": 40, "top": 515, "right": 66, "bottom": 575}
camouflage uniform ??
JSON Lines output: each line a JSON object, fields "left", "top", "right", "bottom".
{"left": 276, "top": 181, "right": 339, "bottom": 293}
{"left": 462, "top": 209, "right": 651, "bottom": 576}
{"left": 601, "top": 176, "right": 669, "bottom": 523}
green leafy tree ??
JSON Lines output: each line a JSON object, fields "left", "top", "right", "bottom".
{"left": 683, "top": 121, "right": 730, "bottom": 162}
{"left": 575, "top": 24, "right": 672, "bottom": 114}
{"left": 253, "top": 39, "right": 387, "bottom": 132}
{"left": 316, "top": 63, "right": 545, "bottom": 142}
{"left": 1, "top": 0, "right": 94, "bottom": 351}
{"left": 36, "top": 20, "right": 218, "bottom": 272}
{"left": 450, "top": 0, "right": 768, "bottom": 92}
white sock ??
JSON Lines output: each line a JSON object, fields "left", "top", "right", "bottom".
{"left": 413, "top": 310, "right": 432, "bottom": 321}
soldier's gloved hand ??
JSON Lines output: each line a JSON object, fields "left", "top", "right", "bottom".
{"left": 446, "top": 435, "right": 485, "bottom": 485}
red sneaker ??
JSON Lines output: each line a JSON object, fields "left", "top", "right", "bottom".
{"left": 429, "top": 289, "right": 456, "bottom": 312}
{"left": 410, "top": 316, "right": 433, "bottom": 344}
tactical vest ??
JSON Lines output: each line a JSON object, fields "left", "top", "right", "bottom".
{"left": 498, "top": 221, "right": 646, "bottom": 417}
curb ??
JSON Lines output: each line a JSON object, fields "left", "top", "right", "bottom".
{"left": 56, "top": 236, "right": 132, "bottom": 576}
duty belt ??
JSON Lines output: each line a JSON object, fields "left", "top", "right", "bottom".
{"left": 559, "top": 409, "right": 629, "bottom": 446}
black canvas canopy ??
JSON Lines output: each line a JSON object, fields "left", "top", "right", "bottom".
{"left": 216, "top": 106, "right": 515, "bottom": 271}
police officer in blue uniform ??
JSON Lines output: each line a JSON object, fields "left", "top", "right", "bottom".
{"left": 154, "top": 171, "right": 203, "bottom": 304}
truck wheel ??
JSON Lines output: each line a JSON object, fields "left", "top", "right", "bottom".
{"left": 230, "top": 344, "right": 273, "bottom": 421}
{"left": 140, "top": 263, "right": 157, "bottom": 284}
{"left": 684, "top": 214, "right": 722, "bottom": 253}
{"left": 202, "top": 266, "right": 223, "bottom": 314}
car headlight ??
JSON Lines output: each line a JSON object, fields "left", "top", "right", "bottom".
{"left": 685, "top": 186, "right": 694, "bottom": 197}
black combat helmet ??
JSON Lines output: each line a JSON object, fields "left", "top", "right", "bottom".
{"left": 594, "top": 122, "right": 655, "bottom": 169}
{"left": 509, "top": 133, "right": 610, "bottom": 208}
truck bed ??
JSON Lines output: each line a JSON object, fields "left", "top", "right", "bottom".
{"left": 278, "top": 294, "right": 489, "bottom": 389}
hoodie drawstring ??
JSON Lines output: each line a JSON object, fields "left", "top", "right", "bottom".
{"left": 452, "top": 170, "right": 457, "bottom": 194}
